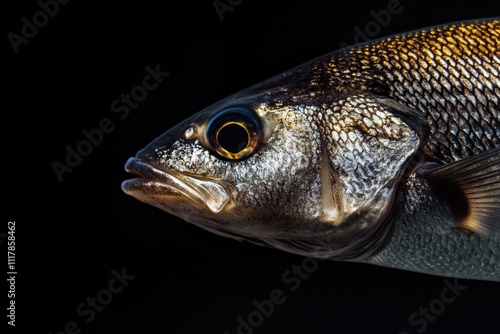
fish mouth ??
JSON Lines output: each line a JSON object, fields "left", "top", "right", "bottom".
{"left": 121, "top": 158, "right": 236, "bottom": 213}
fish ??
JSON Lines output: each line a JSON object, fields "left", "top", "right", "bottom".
{"left": 122, "top": 18, "right": 500, "bottom": 281}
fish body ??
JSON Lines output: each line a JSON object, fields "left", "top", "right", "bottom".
{"left": 122, "top": 19, "right": 500, "bottom": 281}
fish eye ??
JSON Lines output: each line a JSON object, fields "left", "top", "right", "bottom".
{"left": 204, "top": 107, "right": 262, "bottom": 160}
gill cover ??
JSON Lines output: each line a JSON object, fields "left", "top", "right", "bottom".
{"left": 259, "top": 93, "right": 429, "bottom": 260}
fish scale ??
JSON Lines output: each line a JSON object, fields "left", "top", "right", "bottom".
{"left": 256, "top": 20, "right": 499, "bottom": 161}
{"left": 341, "top": 19, "right": 500, "bottom": 162}
{"left": 316, "top": 93, "right": 420, "bottom": 217}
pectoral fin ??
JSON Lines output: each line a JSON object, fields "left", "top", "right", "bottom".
{"left": 421, "top": 147, "right": 500, "bottom": 236}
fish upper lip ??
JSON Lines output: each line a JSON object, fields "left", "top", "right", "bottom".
{"left": 122, "top": 158, "right": 236, "bottom": 213}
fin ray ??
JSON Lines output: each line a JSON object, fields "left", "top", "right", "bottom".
{"left": 423, "top": 147, "right": 500, "bottom": 236}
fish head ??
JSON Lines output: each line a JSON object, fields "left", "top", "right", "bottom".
{"left": 122, "top": 71, "right": 428, "bottom": 257}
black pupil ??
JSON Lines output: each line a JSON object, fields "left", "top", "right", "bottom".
{"left": 217, "top": 123, "right": 248, "bottom": 154}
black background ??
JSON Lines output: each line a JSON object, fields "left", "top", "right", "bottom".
{"left": 5, "top": 0, "right": 500, "bottom": 333}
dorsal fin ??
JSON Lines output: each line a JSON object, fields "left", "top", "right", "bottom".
{"left": 422, "top": 147, "right": 500, "bottom": 236}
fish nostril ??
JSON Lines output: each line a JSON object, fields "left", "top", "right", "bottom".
{"left": 182, "top": 124, "right": 198, "bottom": 141}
